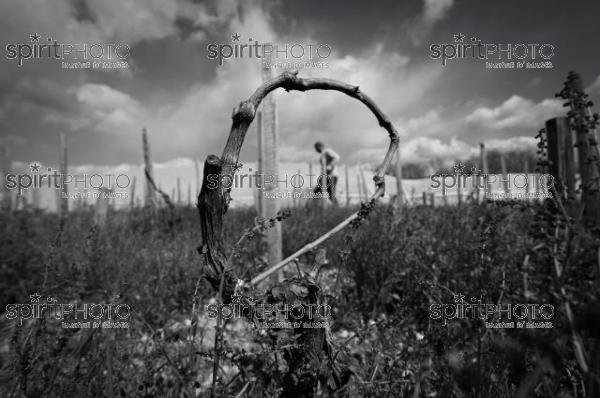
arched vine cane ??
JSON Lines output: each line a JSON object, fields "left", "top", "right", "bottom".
{"left": 197, "top": 69, "right": 400, "bottom": 301}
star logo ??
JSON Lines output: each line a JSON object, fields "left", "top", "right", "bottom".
{"left": 453, "top": 162, "right": 465, "bottom": 174}
{"left": 231, "top": 33, "right": 241, "bottom": 42}
{"left": 453, "top": 33, "right": 465, "bottom": 43}
{"left": 30, "top": 162, "right": 40, "bottom": 172}
{"left": 453, "top": 293, "right": 465, "bottom": 303}
{"left": 30, "top": 33, "right": 41, "bottom": 43}
{"left": 30, "top": 292, "right": 42, "bottom": 303}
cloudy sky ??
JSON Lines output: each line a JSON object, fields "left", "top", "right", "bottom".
{"left": 1, "top": 0, "right": 600, "bottom": 168}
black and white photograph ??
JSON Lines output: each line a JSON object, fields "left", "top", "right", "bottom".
{"left": 1, "top": 0, "right": 600, "bottom": 396}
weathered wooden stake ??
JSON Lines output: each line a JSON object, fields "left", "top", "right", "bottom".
{"left": 457, "top": 171, "right": 462, "bottom": 206}
{"left": 31, "top": 185, "right": 40, "bottom": 210}
{"left": 129, "top": 176, "right": 136, "bottom": 208}
{"left": 479, "top": 143, "right": 488, "bottom": 200}
{"left": 524, "top": 159, "right": 530, "bottom": 200}
{"left": 188, "top": 183, "right": 191, "bottom": 207}
{"left": 255, "top": 111, "right": 263, "bottom": 215}
{"left": 259, "top": 56, "right": 282, "bottom": 282}
{"left": 395, "top": 149, "right": 403, "bottom": 210}
{"left": 94, "top": 187, "right": 111, "bottom": 226}
{"left": 17, "top": 191, "right": 27, "bottom": 210}
{"left": 475, "top": 153, "right": 481, "bottom": 203}
{"left": 500, "top": 154, "right": 510, "bottom": 195}
{"left": 0, "top": 144, "right": 11, "bottom": 211}
{"left": 560, "top": 72, "right": 600, "bottom": 224}
{"left": 534, "top": 166, "right": 540, "bottom": 198}
{"left": 344, "top": 164, "right": 350, "bottom": 206}
{"left": 545, "top": 117, "right": 575, "bottom": 198}
{"left": 142, "top": 128, "right": 155, "bottom": 208}
{"left": 58, "top": 133, "right": 68, "bottom": 217}
{"left": 195, "top": 159, "right": 200, "bottom": 197}
{"left": 293, "top": 168, "right": 301, "bottom": 207}
{"left": 320, "top": 152, "right": 327, "bottom": 206}
{"left": 358, "top": 164, "right": 369, "bottom": 199}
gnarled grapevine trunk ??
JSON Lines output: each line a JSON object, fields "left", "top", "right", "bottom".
{"left": 197, "top": 70, "right": 401, "bottom": 394}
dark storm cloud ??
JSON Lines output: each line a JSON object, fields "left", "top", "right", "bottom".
{"left": 71, "top": 0, "right": 97, "bottom": 23}
{"left": 0, "top": 0, "right": 599, "bottom": 168}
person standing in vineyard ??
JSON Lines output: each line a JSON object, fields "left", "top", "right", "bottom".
{"left": 313, "top": 141, "right": 340, "bottom": 205}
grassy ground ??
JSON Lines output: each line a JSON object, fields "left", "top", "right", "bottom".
{"left": 0, "top": 200, "right": 598, "bottom": 397}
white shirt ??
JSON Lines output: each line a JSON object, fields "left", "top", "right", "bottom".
{"left": 319, "top": 148, "right": 340, "bottom": 177}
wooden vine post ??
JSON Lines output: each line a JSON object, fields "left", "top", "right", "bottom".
{"left": 129, "top": 176, "right": 136, "bottom": 208}
{"left": 194, "top": 159, "right": 200, "bottom": 197}
{"left": 545, "top": 117, "right": 575, "bottom": 198}
{"left": 320, "top": 150, "right": 327, "bottom": 206}
{"left": 557, "top": 71, "right": 600, "bottom": 226}
{"left": 344, "top": 164, "right": 350, "bottom": 206}
{"left": 395, "top": 147, "right": 404, "bottom": 210}
{"left": 524, "top": 159, "right": 530, "bottom": 200}
{"left": 500, "top": 154, "right": 510, "bottom": 195}
{"left": 259, "top": 53, "right": 283, "bottom": 281}
{"left": 94, "top": 187, "right": 111, "bottom": 226}
{"left": 255, "top": 111, "right": 263, "bottom": 216}
{"left": 142, "top": 128, "right": 155, "bottom": 208}
{"left": 56, "top": 133, "right": 69, "bottom": 217}
{"left": 479, "top": 143, "right": 489, "bottom": 200}
{"left": 0, "top": 143, "right": 11, "bottom": 211}
{"left": 197, "top": 71, "right": 400, "bottom": 395}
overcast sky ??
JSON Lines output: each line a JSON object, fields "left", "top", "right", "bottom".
{"left": 1, "top": 0, "right": 600, "bottom": 168}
